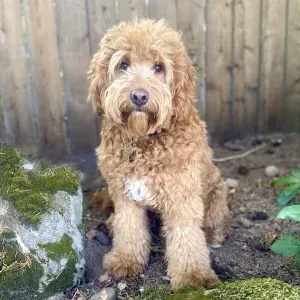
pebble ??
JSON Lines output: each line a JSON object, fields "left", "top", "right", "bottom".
{"left": 226, "top": 178, "right": 239, "bottom": 189}
{"left": 89, "top": 288, "right": 117, "bottom": 300}
{"left": 239, "top": 206, "right": 246, "bottom": 213}
{"left": 162, "top": 276, "right": 171, "bottom": 281}
{"left": 238, "top": 217, "right": 253, "bottom": 228}
{"left": 265, "top": 165, "right": 279, "bottom": 177}
{"left": 117, "top": 282, "right": 127, "bottom": 291}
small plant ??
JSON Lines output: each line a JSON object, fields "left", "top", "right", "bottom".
{"left": 271, "top": 169, "right": 300, "bottom": 205}
{"left": 271, "top": 205, "right": 300, "bottom": 267}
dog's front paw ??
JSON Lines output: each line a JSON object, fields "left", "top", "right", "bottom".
{"left": 103, "top": 251, "right": 145, "bottom": 277}
{"left": 170, "top": 268, "right": 220, "bottom": 290}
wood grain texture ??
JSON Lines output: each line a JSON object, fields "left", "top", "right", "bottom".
{"left": 118, "top": 0, "right": 148, "bottom": 21}
{"left": 283, "top": 0, "right": 300, "bottom": 132}
{"left": 0, "top": 0, "right": 36, "bottom": 153}
{"left": 55, "top": 0, "right": 98, "bottom": 154}
{"left": 176, "top": 0, "right": 206, "bottom": 119}
{"left": 149, "top": 0, "right": 177, "bottom": 30}
{"left": 243, "top": 0, "right": 261, "bottom": 136}
{"left": 87, "top": 0, "right": 118, "bottom": 55}
{"left": 232, "top": 0, "right": 245, "bottom": 138}
{"left": 259, "top": 0, "right": 287, "bottom": 133}
{"left": 205, "top": 0, "right": 233, "bottom": 141}
{"left": 25, "top": 0, "right": 67, "bottom": 156}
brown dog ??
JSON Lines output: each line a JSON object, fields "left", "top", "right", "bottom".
{"left": 87, "top": 19, "right": 228, "bottom": 290}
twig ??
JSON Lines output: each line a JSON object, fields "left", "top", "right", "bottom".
{"left": 213, "top": 144, "right": 266, "bottom": 163}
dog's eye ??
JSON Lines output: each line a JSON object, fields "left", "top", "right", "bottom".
{"left": 154, "top": 64, "right": 163, "bottom": 73}
{"left": 120, "top": 61, "right": 129, "bottom": 71}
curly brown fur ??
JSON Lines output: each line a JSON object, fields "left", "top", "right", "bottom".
{"left": 88, "top": 19, "right": 229, "bottom": 290}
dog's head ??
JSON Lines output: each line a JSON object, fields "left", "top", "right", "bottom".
{"left": 88, "top": 19, "right": 196, "bottom": 137}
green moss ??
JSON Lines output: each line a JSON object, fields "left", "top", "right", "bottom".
{"left": 39, "top": 234, "right": 78, "bottom": 297}
{"left": 137, "top": 285, "right": 171, "bottom": 300}
{"left": 139, "top": 279, "right": 300, "bottom": 300}
{"left": 0, "top": 229, "right": 44, "bottom": 299}
{"left": 0, "top": 142, "right": 80, "bottom": 225}
{"left": 1, "top": 229, "right": 16, "bottom": 240}
{"left": 209, "top": 278, "right": 300, "bottom": 300}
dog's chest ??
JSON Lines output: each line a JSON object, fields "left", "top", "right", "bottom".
{"left": 124, "top": 178, "right": 150, "bottom": 202}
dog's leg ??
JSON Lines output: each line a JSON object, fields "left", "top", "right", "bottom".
{"left": 103, "top": 197, "right": 150, "bottom": 277}
{"left": 203, "top": 180, "right": 228, "bottom": 248}
{"left": 162, "top": 201, "right": 220, "bottom": 290}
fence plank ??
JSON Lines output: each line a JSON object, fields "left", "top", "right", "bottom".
{"left": 232, "top": 0, "right": 245, "bottom": 138}
{"left": 24, "top": 0, "right": 68, "bottom": 157}
{"left": 0, "top": 0, "right": 36, "bottom": 153}
{"left": 259, "top": 0, "right": 287, "bottom": 133}
{"left": 118, "top": 0, "right": 148, "bottom": 21}
{"left": 149, "top": 0, "right": 177, "bottom": 30}
{"left": 87, "top": 0, "right": 118, "bottom": 55}
{"left": 283, "top": 0, "right": 300, "bottom": 132}
{"left": 176, "top": 0, "right": 206, "bottom": 119}
{"left": 206, "top": 0, "right": 233, "bottom": 141}
{"left": 242, "top": 0, "right": 261, "bottom": 136}
{"left": 55, "top": 0, "right": 98, "bottom": 154}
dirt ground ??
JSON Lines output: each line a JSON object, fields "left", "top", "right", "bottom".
{"left": 77, "top": 134, "right": 300, "bottom": 299}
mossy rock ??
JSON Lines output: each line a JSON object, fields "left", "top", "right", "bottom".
{"left": 0, "top": 229, "right": 44, "bottom": 299}
{"left": 0, "top": 142, "right": 80, "bottom": 224}
{"left": 139, "top": 278, "right": 300, "bottom": 300}
{"left": 0, "top": 143, "right": 84, "bottom": 299}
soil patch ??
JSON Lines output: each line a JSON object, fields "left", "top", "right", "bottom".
{"left": 81, "top": 134, "right": 300, "bottom": 298}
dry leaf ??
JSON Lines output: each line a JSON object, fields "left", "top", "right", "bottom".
{"left": 99, "top": 272, "right": 111, "bottom": 283}
{"left": 86, "top": 230, "right": 96, "bottom": 240}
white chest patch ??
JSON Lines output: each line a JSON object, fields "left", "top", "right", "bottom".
{"left": 124, "top": 179, "right": 149, "bottom": 202}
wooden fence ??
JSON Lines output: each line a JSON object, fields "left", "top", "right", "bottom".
{"left": 0, "top": 0, "right": 300, "bottom": 159}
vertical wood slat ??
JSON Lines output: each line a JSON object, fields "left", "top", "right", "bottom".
{"left": 25, "top": 0, "right": 67, "bottom": 156}
{"left": 283, "top": 0, "right": 300, "bottom": 132}
{"left": 55, "top": 0, "right": 98, "bottom": 154}
{"left": 149, "top": 0, "right": 177, "bottom": 30}
{"left": 205, "top": 0, "right": 233, "bottom": 141}
{"left": 0, "top": 0, "right": 36, "bottom": 153}
{"left": 87, "top": 0, "right": 118, "bottom": 55}
{"left": 243, "top": 0, "right": 261, "bottom": 136}
{"left": 176, "top": 0, "right": 206, "bottom": 119}
{"left": 118, "top": 0, "right": 148, "bottom": 21}
{"left": 259, "top": 0, "right": 287, "bottom": 133}
{"left": 232, "top": 0, "right": 245, "bottom": 138}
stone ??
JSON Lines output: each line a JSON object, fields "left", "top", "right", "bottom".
{"left": 239, "top": 206, "right": 246, "bottom": 213}
{"left": 0, "top": 143, "right": 84, "bottom": 299}
{"left": 238, "top": 217, "right": 253, "bottom": 228}
{"left": 225, "top": 178, "right": 239, "bottom": 189}
{"left": 89, "top": 288, "right": 117, "bottom": 300}
{"left": 117, "top": 282, "right": 127, "bottom": 291}
{"left": 265, "top": 165, "right": 279, "bottom": 177}
{"left": 46, "top": 293, "right": 65, "bottom": 300}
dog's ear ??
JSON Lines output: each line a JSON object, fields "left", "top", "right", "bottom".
{"left": 87, "top": 50, "right": 109, "bottom": 115}
{"left": 172, "top": 48, "right": 197, "bottom": 122}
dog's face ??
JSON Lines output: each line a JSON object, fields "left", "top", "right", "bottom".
{"left": 88, "top": 20, "right": 196, "bottom": 137}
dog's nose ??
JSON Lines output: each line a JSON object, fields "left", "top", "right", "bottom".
{"left": 130, "top": 89, "right": 149, "bottom": 106}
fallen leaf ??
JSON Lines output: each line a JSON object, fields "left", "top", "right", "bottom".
{"left": 86, "top": 230, "right": 97, "bottom": 240}
{"left": 99, "top": 272, "right": 111, "bottom": 283}
{"left": 266, "top": 232, "right": 277, "bottom": 245}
